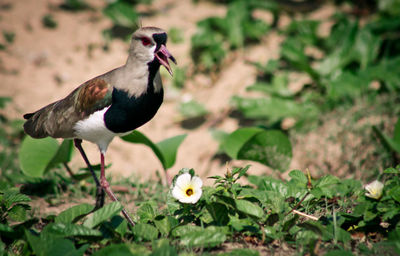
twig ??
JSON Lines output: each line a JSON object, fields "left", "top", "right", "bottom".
{"left": 287, "top": 191, "right": 310, "bottom": 215}
{"left": 292, "top": 210, "right": 319, "bottom": 221}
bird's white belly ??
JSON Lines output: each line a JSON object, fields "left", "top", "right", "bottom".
{"left": 74, "top": 107, "right": 129, "bottom": 153}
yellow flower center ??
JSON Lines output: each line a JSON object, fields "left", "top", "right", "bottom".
{"left": 185, "top": 187, "right": 194, "bottom": 196}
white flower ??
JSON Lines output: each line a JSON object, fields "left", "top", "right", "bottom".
{"left": 365, "top": 180, "right": 384, "bottom": 200}
{"left": 172, "top": 173, "right": 203, "bottom": 204}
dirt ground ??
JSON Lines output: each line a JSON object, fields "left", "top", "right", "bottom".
{"left": 0, "top": 0, "right": 388, "bottom": 186}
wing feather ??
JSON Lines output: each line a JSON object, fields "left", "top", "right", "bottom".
{"left": 23, "top": 78, "right": 113, "bottom": 139}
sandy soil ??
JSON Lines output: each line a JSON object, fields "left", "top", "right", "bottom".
{"left": 0, "top": 0, "right": 387, "bottom": 187}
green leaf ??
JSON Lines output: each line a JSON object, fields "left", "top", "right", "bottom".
{"left": 284, "top": 19, "right": 320, "bottom": 45}
{"left": 8, "top": 204, "right": 28, "bottom": 222}
{"left": 48, "top": 139, "right": 74, "bottom": 167}
{"left": 383, "top": 167, "right": 400, "bottom": 174}
{"left": 353, "top": 26, "right": 381, "bottom": 69}
{"left": 225, "top": 0, "right": 246, "bottom": 48}
{"left": 42, "top": 14, "right": 58, "bottom": 29}
{"left": 26, "top": 229, "right": 87, "bottom": 256}
{"left": 388, "top": 186, "right": 400, "bottom": 203}
{"left": 206, "top": 202, "right": 229, "bottom": 225}
{"left": 133, "top": 223, "right": 159, "bottom": 241}
{"left": 317, "top": 20, "right": 358, "bottom": 76}
{"left": 0, "top": 223, "right": 14, "bottom": 235}
{"left": 55, "top": 203, "right": 93, "bottom": 223}
{"left": 393, "top": 118, "right": 400, "bottom": 144}
{"left": 289, "top": 170, "right": 308, "bottom": 184}
{"left": 180, "top": 226, "right": 226, "bottom": 248}
{"left": 235, "top": 199, "right": 264, "bottom": 219}
{"left": 231, "top": 96, "right": 318, "bottom": 123}
{"left": 0, "top": 97, "right": 11, "bottom": 108}
{"left": 281, "top": 38, "right": 318, "bottom": 79}
{"left": 83, "top": 202, "right": 123, "bottom": 228}
{"left": 122, "top": 131, "right": 163, "bottom": 164}
{"left": 3, "top": 31, "right": 15, "bottom": 44}
{"left": 19, "top": 136, "right": 59, "bottom": 177}
{"left": 151, "top": 239, "right": 178, "bottom": 256}
{"left": 121, "top": 131, "right": 186, "bottom": 170}
{"left": 2, "top": 189, "right": 31, "bottom": 208}
{"left": 168, "top": 27, "right": 184, "bottom": 44}
{"left": 171, "top": 225, "right": 203, "bottom": 238}
{"left": 171, "top": 66, "right": 186, "bottom": 88}
{"left": 361, "top": 57, "right": 400, "bottom": 91}
{"left": 60, "top": 0, "right": 91, "bottom": 12}
{"left": 103, "top": 1, "right": 138, "bottom": 28}
{"left": 373, "top": 125, "right": 400, "bottom": 154}
{"left": 178, "top": 100, "right": 208, "bottom": 119}
{"left": 137, "top": 202, "right": 157, "bottom": 222}
{"left": 157, "top": 134, "right": 187, "bottom": 169}
{"left": 378, "top": 0, "right": 400, "bottom": 16}
{"left": 312, "top": 175, "right": 340, "bottom": 198}
{"left": 223, "top": 128, "right": 292, "bottom": 171}
{"left": 154, "top": 216, "right": 179, "bottom": 236}
{"left": 247, "top": 74, "right": 293, "bottom": 98}
{"left": 326, "top": 71, "right": 370, "bottom": 102}
{"left": 42, "top": 222, "right": 102, "bottom": 237}
{"left": 324, "top": 250, "right": 354, "bottom": 256}
{"left": 222, "top": 127, "right": 262, "bottom": 159}
{"left": 93, "top": 244, "right": 135, "bottom": 256}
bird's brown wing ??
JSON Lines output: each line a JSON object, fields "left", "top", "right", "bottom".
{"left": 23, "top": 78, "right": 113, "bottom": 139}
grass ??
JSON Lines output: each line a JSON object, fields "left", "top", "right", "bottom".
{"left": 1, "top": 162, "right": 400, "bottom": 255}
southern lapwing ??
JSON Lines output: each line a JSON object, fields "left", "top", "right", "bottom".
{"left": 23, "top": 27, "right": 176, "bottom": 226}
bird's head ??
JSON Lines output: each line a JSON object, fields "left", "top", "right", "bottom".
{"left": 129, "top": 27, "right": 176, "bottom": 76}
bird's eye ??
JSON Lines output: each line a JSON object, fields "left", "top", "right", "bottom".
{"left": 141, "top": 37, "right": 151, "bottom": 46}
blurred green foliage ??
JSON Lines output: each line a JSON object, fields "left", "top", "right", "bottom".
{"left": 191, "top": 0, "right": 270, "bottom": 73}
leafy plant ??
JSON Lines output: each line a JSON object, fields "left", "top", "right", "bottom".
{"left": 0, "top": 188, "right": 31, "bottom": 223}
{"left": 121, "top": 131, "right": 186, "bottom": 171}
{"left": 60, "top": 0, "right": 91, "bottom": 11}
{"left": 171, "top": 66, "right": 187, "bottom": 89}
{"left": 374, "top": 118, "right": 400, "bottom": 155}
{"left": 42, "top": 14, "right": 58, "bottom": 29}
{"left": 168, "top": 27, "right": 184, "bottom": 44}
{"left": 102, "top": 0, "right": 140, "bottom": 40}
{"left": 191, "top": 0, "right": 270, "bottom": 73}
{"left": 231, "top": 10, "right": 400, "bottom": 130}
{"left": 178, "top": 99, "right": 208, "bottom": 120}
{"left": 2, "top": 31, "right": 15, "bottom": 44}
{"left": 19, "top": 137, "right": 74, "bottom": 178}
{"left": 221, "top": 127, "right": 292, "bottom": 172}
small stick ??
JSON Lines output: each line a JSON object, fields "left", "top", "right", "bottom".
{"left": 292, "top": 210, "right": 319, "bottom": 221}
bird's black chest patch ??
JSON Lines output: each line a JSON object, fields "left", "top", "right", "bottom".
{"left": 104, "top": 86, "right": 163, "bottom": 133}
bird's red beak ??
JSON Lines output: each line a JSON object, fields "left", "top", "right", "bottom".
{"left": 155, "top": 44, "right": 176, "bottom": 76}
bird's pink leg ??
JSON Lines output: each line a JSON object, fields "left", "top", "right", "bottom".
{"left": 100, "top": 153, "right": 135, "bottom": 227}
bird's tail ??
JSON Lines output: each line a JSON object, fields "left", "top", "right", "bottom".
{"left": 23, "top": 110, "right": 50, "bottom": 138}
{"left": 23, "top": 100, "right": 62, "bottom": 138}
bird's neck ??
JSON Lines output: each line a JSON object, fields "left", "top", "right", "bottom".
{"left": 110, "top": 58, "right": 162, "bottom": 98}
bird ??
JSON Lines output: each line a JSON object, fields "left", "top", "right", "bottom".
{"left": 23, "top": 27, "right": 176, "bottom": 227}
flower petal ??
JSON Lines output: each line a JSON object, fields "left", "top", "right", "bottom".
{"left": 191, "top": 176, "right": 203, "bottom": 189}
{"left": 175, "top": 173, "right": 191, "bottom": 190}
{"left": 190, "top": 188, "right": 202, "bottom": 204}
{"left": 365, "top": 180, "right": 384, "bottom": 199}
{"left": 172, "top": 184, "right": 186, "bottom": 201}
